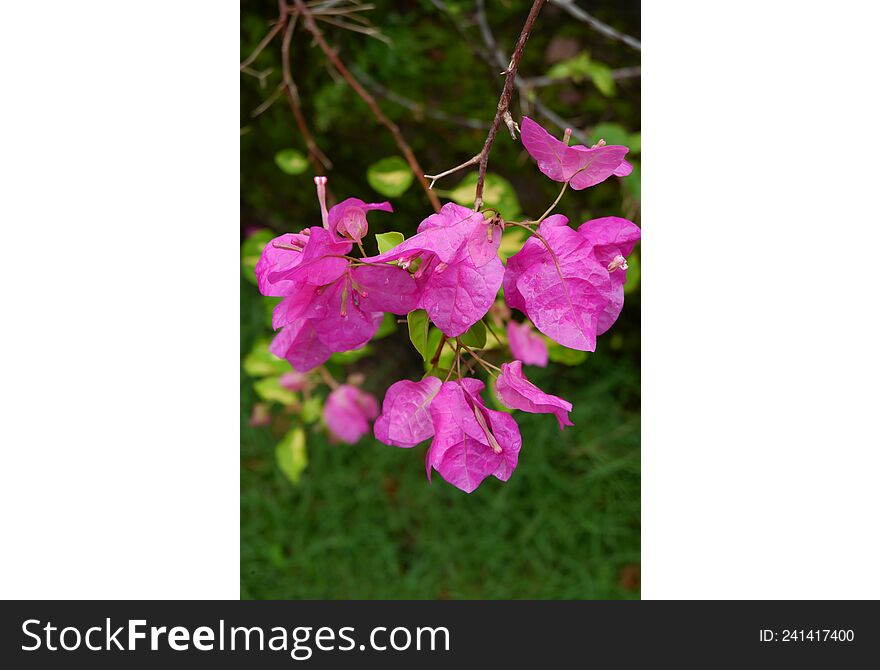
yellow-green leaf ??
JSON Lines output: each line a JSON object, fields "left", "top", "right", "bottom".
{"left": 274, "top": 148, "right": 309, "bottom": 175}
{"left": 367, "top": 156, "right": 413, "bottom": 197}
{"left": 244, "top": 339, "right": 290, "bottom": 378}
{"left": 446, "top": 173, "right": 521, "bottom": 220}
{"left": 254, "top": 376, "right": 298, "bottom": 405}
{"left": 375, "top": 231, "right": 404, "bottom": 254}
{"left": 276, "top": 427, "right": 308, "bottom": 485}
{"left": 241, "top": 229, "right": 274, "bottom": 285}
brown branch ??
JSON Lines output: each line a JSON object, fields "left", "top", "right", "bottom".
{"left": 280, "top": 7, "right": 333, "bottom": 172}
{"left": 472, "top": 0, "right": 545, "bottom": 210}
{"left": 291, "top": 0, "right": 442, "bottom": 213}
{"left": 240, "top": 19, "right": 285, "bottom": 71}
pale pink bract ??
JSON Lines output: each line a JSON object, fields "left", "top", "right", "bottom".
{"left": 506, "top": 320, "right": 548, "bottom": 367}
{"left": 324, "top": 384, "right": 379, "bottom": 444}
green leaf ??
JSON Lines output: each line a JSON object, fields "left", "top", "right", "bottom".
{"left": 458, "top": 320, "right": 487, "bottom": 349}
{"left": 586, "top": 62, "right": 616, "bottom": 97}
{"left": 254, "top": 376, "right": 298, "bottom": 405}
{"left": 446, "top": 173, "right": 521, "bottom": 220}
{"left": 274, "top": 149, "right": 309, "bottom": 175}
{"left": 373, "top": 312, "right": 397, "bottom": 339}
{"left": 589, "top": 122, "right": 630, "bottom": 149}
{"left": 367, "top": 156, "right": 413, "bottom": 197}
{"left": 243, "top": 339, "right": 290, "bottom": 377}
{"left": 629, "top": 132, "right": 641, "bottom": 155}
{"left": 276, "top": 427, "right": 308, "bottom": 486}
{"left": 546, "top": 52, "right": 592, "bottom": 82}
{"left": 241, "top": 229, "right": 274, "bottom": 285}
{"left": 375, "top": 231, "right": 404, "bottom": 254}
{"left": 300, "top": 396, "right": 323, "bottom": 425}
{"left": 547, "top": 342, "right": 589, "bottom": 366}
{"left": 407, "top": 309, "right": 430, "bottom": 359}
{"left": 623, "top": 160, "right": 640, "bottom": 200}
{"left": 263, "top": 296, "right": 282, "bottom": 329}
{"left": 624, "top": 249, "right": 640, "bottom": 295}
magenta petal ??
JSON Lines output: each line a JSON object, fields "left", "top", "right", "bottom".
{"left": 577, "top": 216, "right": 641, "bottom": 264}
{"left": 520, "top": 116, "right": 630, "bottom": 190}
{"left": 419, "top": 255, "right": 504, "bottom": 337}
{"left": 507, "top": 217, "right": 612, "bottom": 351}
{"left": 577, "top": 216, "right": 640, "bottom": 335}
{"left": 305, "top": 277, "right": 382, "bottom": 351}
{"left": 613, "top": 159, "right": 633, "bottom": 177}
{"left": 426, "top": 380, "right": 521, "bottom": 493}
{"left": 269, "top": 227, "right": 352, "bottom": 289}
{"left": 374, "top": 376, "right": 442, "bottom": 447}
{"left": 255, "top": 231, "right": 309, "bottom": 296}
{"left": 506, "top": 320, "right": 548, "bottom": 367}
{"left": 567, "top": 145, "right": 631, "bottom": 190}
{"left": 495, "top": 361, "right": 573, "bottom": 430}
{"left": 324, "top": 384, "right": 379, "bottom": 444}
{"left": 269, "top": 319, "right": 332, "bottom": 372}
{"left": 518, "top": 272, "right": 605, "bottom": 351}
{"left": 271, "top": 282, "right": 317, "bottom": 330}
{"left": 350, "top": 264, "right": 420, "bottom": 314}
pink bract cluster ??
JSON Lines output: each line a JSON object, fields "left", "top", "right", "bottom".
{"left": 255, "top": 117, "right": 640, "bottom": 493}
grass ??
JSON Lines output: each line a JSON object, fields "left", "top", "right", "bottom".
{"left": 241, "top": 281, "right": 640, "bottom": 599}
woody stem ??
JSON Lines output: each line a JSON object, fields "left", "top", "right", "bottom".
{"left": 317, "top": 365, "right": 339, "bottom": 389}
{"left": 430, "top": 334, "right": 448, "bottom": 368}
{"left": 527, "top": 181, "right": 568, "bottom": 224}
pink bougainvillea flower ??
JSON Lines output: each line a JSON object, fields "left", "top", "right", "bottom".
{"left": 520, "top": 116, "right": 631, "bottom": 190}
{"left": 368, "top": 202, "right": 504, "bottom": 336}
{"left": 374, "top": 376, "right": 443, "bottom": 447}
{"left": 506, "top": 320, "right": 548, "bottom": 367}
{"left": 503, "top": 214, "right": 612, "bottom": 351}
{"left": 577, "top": 216, "right": 641, "bottom": 335}
{"left": 426, "top": 378, "right": 521, "bottom": 493}
{"left": 279, "top": 370, "right": 308, "bottom": 392}
{"left": 495, "top": 361, "right": 573, "bottom": 430}
{"left": 255, "top": 178, "right": 420, "bottom": 372}
{"left": 326, "top": 197, "right": 393, "bottom": 244}
{"left": 324, "top": 384, "right": 379, "bottom": 444}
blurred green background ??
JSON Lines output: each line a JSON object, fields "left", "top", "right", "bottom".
{"left": 241, "top": 0, "right": 640, "bottom": 599}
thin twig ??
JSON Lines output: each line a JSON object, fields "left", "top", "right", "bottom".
{"left": 251, "top": 84, "right": 285, "bottom": 117}
{"left": 472, "top": 0, "right": 545, "bottom": 210}
{"left": 240, "top": 20, "right": 285, "bottom": 70}
{"left": 424, "top": 153, "right": 481, "bottom": 189}
{"left": 550, "top": 0, "right": 641, "bottom": 51}
{"left": 474, "top": 0, "right": 591, "bottom": 145}
{"left": 292, "top": 0, "right": 442, "bottom": 213}
{"left": 280, "top": 6, "right": 333, "bottom": 171}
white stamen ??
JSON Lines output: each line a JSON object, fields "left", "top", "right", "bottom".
{"left": 607, "top": 254, "right": 628, "bottom": 272}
